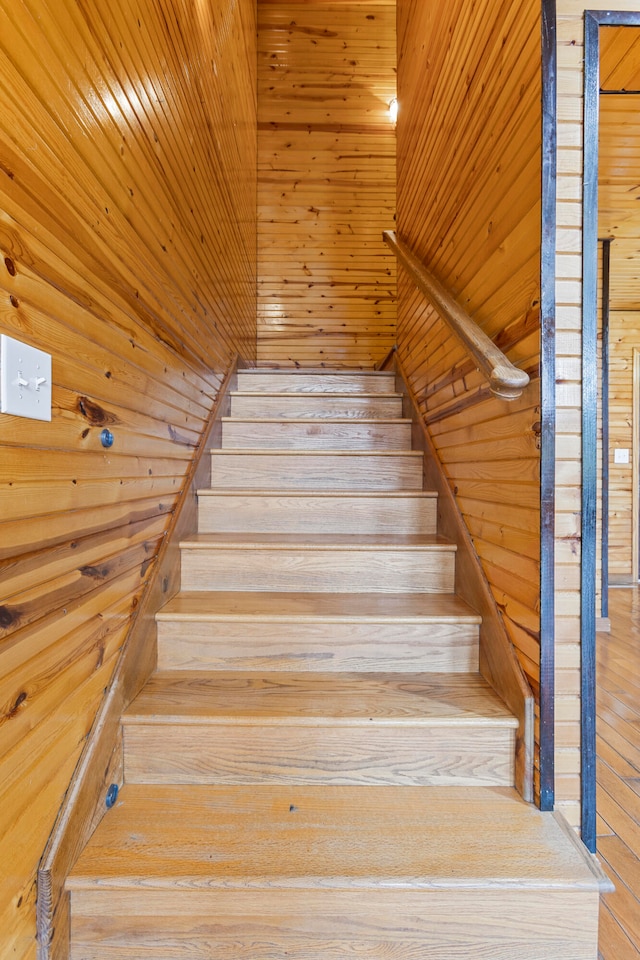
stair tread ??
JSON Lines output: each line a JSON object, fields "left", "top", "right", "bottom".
{"left": 197, "top": 489, "right": 437, "bottom": 498}
{"left": 211, "top": 448, "right": 421, "bottom": 455}
{"left": 221, "top": 418, "right": 412, "bottom": 424}
{"left": 231, "top": 391, "right": 402, "bottom": 397}
{"left": 123, "top": 671, "right": 516, "bottom": 726}
{"left": 180, "top": 533, "right": 455, "bottom": 550}
{"left": 241, "top": 368, "right": 392, "bottom": 375}
{"left": 157, "top": 590, "right": 481, "bottom": 623}
{"left": 67, "top": 784, "right": 602, "bottom": 891}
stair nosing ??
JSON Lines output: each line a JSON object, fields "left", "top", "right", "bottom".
{"left": 179, "top": 534, "right": 456, "bottom": 551}
{"left": 156, "top": 591, "right": 482, "bottom": 624}
{"left": 65, "top": 784, "right": 604, "bottom": 894}
{"left": 122, "top": 715, "right": 519, "bottom": 728}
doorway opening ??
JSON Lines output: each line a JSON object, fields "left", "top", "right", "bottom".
{"left": 583, "top": 9, "right": 640, "bottom": 856}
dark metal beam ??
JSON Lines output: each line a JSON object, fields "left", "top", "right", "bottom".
{"left": 582, "top": 8, "right": 600, "bottom": 857}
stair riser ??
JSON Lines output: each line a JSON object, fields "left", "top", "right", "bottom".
{"left": 236, "top": 373, "right": 396, "bottom": 394}
{"left": 156, "top": 621, "right": 480, "bottom": 673}
{"left": 221, "top": 420, "right": 412, "bottom": 450}
{"left": 210, "top": 452, "right": 423, "bottom": 490}
{"left": 69, "top": 889, "right": 600, "bottom": 960}
{"left": 123, "top": 725, "right": 515, "bottom": 787}
{"left": 229, "top": 395, "right": 403, "bottom": 419}
{"left": 197, "top": 494, "right": 437, "bottom": 535}
{"left": 180, "top": 548, "right": 456, "bottom": 593}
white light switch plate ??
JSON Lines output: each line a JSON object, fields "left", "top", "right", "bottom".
{"left": 0, "top": 334, "right": 52, "bottom": 421}
{"left": 614, "top": 448, "right": 630, "bottom": 464}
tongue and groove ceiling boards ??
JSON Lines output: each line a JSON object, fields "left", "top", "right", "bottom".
{"left": 0, "top": 0, "right": 257, "bottom": 953}
{"left": 257, "top": 0, "right": 397, "bottom": 368}
{"left": 599, "top": 26, "right": 640, "bottom": 311}
{"left": 395, "top": 2, "right": 543, "bottom": 801}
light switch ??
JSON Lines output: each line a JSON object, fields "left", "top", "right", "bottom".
{"left": 0, "top": 334, "right": 52, "bottom": 421}
{"left": 614, "top": 448, "right": 630, "bottom": 464}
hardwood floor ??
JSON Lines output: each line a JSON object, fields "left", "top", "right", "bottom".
{"left": 598, "top": 586, "right": 640, "bottom": 959}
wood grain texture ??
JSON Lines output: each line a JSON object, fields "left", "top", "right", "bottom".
{"left": 67, "top": 784, "right": 602, "bottom": 889}
{"left": 394, "top": 356, "right": 535, "bottom": 802}
{"left": 229, "top": 391, "right": 404, "bottom": 418}
{"left": 64, "top": 365, "right": 604, "bottom": 957}
{"left": 123, "top": 672, "right": 516, "bottom": 786}
{"left": 221, "top": 417, "right": 413, "bottom": 449}
{"left": 396, "top": 0, "right": 541, "bottom": 804}
{"left": 197, "top": 490, "right": 438, "bottom": 535}
{"left": 599, "top": 33, "right": 640, "bottom": 314}
{"left": 179, "top": 533, "right": 457, "bottom": 594}
{"left": 210, "top": 449, "right": 425, "bottom": 489}
{"left": 237, "top": 371, "right": 397, "bottom": 393}
{"left": 257, "top": 0, "right": 397, "bottom": 367}
{"left": 124, "top": 725, "right": 516, "bottom": 787}
{"left": 156, "top": 590, "right": 481, "bottom": 673}
{"left": 66, "top": 784, "right": 602, "bottom": 958}
{"left": 605, "top": 314, "right": 640, "bottom": 582}
{"left": 383, "top": 230, "right": 530, "bottom": 399}
{"left": 555, "top": 0, "right": 640, "bottom": 827}
{"left": 36, "top": 361, "right": 238, "bottom": 960}
{"left": 597, "top": 587, "right": 640, "bottom": 960}
{"left": 0, "top": 0, "right": 257, "bottom": 954}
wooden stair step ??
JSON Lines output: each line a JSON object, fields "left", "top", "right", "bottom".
{"left": 229, "top": 392, "right": 404, "bottom": 419}
{"left": 66, "top": 784, "right": 604, "bottom": 960}
{"left": 210, "top": 449, "right": 424, "bottom": 490}
{"left": 125, "top": 671, "right": 513, "bottom": 724}
{"left": 122, "top": 671, "right": 517, "bottom": 787}
{"left": 197, "top": 490, "right": 438, "bottom": 534}
{"left": 236, "top": 370, "right": 396, "bottom": 394}
{"left": 156, "top": 591, "right": 481, "bottom": 672}
{"left": 179, "top": 533, "right": 456, "bottom": 593}
{"left": 220, "top": 418, "right": 412, "bottom": 449}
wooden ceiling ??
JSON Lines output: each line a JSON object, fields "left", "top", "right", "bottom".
{"left": 599, "top": 26, "right": 640, "bottom": 311}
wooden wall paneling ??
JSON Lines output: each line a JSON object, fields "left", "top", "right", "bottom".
{"left": 257, "top": 0, "right": 397, "bottom": 368}
{"left": 607, "top": 312, "right": 640, "bottom": 583}
{"left": 395, "top": 356, "right": 534, "bottom": 801}
{"left": 396, "top": 0, "right": 542, "bottom": 796}
{"left": 633, "top": 348, "right": 640, "bottom": 586}
{"left": 599, "top": 40, "right": 640, "bottom": 315}
{"left": 37, "top": 359, "right": 238, "bottom": 960}
{"left": 0, "top": 0, "right": 257, "bottom": 955}
{"left": 0, "top": 1, "right": 230, "bottom": 373}
{"left": 599, "top": 240, "right": 610, "bottom": 620}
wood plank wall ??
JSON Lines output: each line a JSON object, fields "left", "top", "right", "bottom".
{"left": 0, "top": 0, "right": 257, "bottom": 955}
{"left": 395, "top": 1, "right": 543, "bottom": 794}
{"left": 257, "top": 0, "right": 397, "bottom": 368}
{"left": 598, "top": 49, "right": 640, "bottom": 589}
{"left": 607, "top": 311, "right": 639, "bottom": 583}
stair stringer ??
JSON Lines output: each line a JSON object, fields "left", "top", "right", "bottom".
{"left": 36, "top": 357, "right": 239, "bottom": 960}
{"left": 391, "top": 352, "right": 535, "bottom": 802}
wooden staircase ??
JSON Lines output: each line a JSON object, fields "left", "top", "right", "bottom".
{"left": 66, "top": 368, "right": 604, "bottom": 959}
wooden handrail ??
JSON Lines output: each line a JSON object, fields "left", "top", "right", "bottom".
{"left": 383, "top": 230, "right": 530, "bottom": 400}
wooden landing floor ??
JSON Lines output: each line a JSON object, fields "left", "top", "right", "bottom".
{"left": 598, "top": 586, "right": 640, "bottom": 959}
